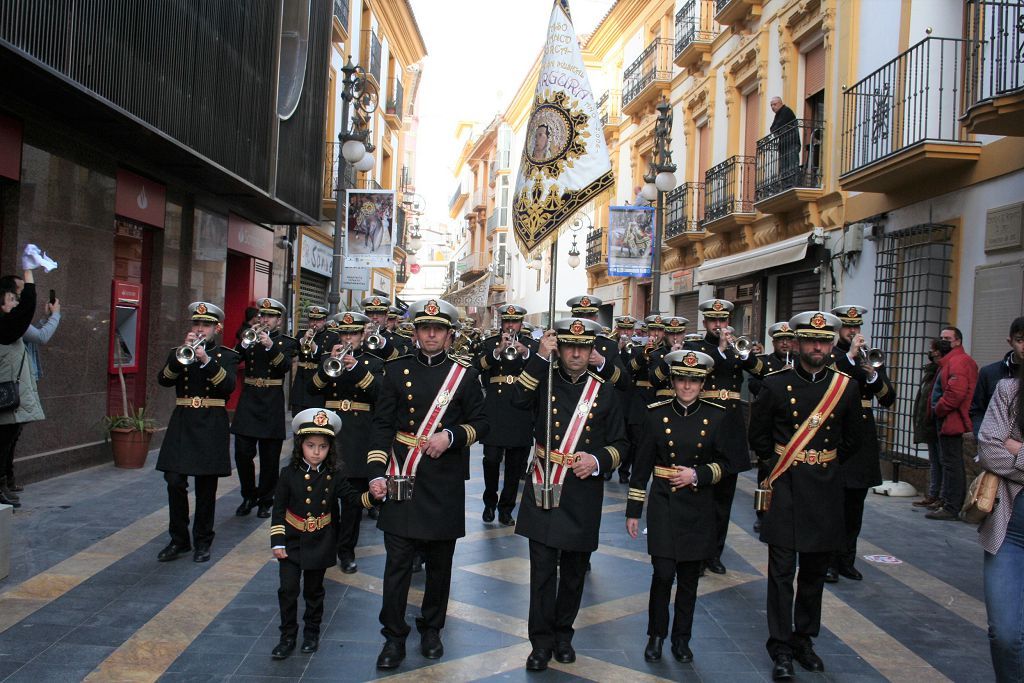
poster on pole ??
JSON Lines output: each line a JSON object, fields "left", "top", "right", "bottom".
{"left": 607, "top": 205, "right": 654, "bottom": 277}
{"left": 345, "top": 188, "right": 395, "bottom": 269}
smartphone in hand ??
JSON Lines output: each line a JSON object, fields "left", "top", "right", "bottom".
{"left": 49, "top": 289, "right": 56, "bottom": 304}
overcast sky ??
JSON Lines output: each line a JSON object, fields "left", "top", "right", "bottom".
{"left": 408, "top": 0, "right": 612, "bottom": 229}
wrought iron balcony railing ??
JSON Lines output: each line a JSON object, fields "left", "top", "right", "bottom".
{"left": 963, "top": 1, "right": 1024, "bottom": 114}
{"left": 396, "top": 259, "right": 408, "bottom": 284}
{"left": 586, "top": 228, "right": 605, "bottom": 268}
{"left": 387, "top": 79, "right": 404, "bottom": 121}
{"left": 333, "top": 0, "right": 349, "bottom": 35}
{"left": 622, "top": 38, "right": 674, "bottom": 109}
{"left": 598, "top": 90, "right": 621, "bottom": 127}
{"left": 449, "top": 182, "right": 466, "bottom": 212}
{"left": 755, "top": 119, "right": 824, "bottom": 201}
{"left": 323, "top": 142, "right": 357, "bottom": 201}
{"left": 400, "top": 165, "right": 414, "bottom": 195}
{"left": 703, "top": 156, "right": 755, "bottom": 223}
{"left": 665, "top": 182, "right": 706, "bottom": 239}
{"left": 367, "top": 31, "right": 382, "bottom": 84}
{"left": 675, "top": 0, "right": 719, "bottom": 57}
{"left": 840, "top": 37, "right": 969, "bottom": 176}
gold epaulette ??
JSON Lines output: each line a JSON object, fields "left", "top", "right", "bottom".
{"left": 646, "top": 398, "right": 673, "bottom": 409}
{"left": 385, "top": 353, "right": 413, "bottom": 363}
{"left": 586, "top": 369, "right": 606, "bottom": 383}
{"left": 700, "top": 400, "right": 726, "bottom": 410}
{"left": 448, "top": 354, "right": 472, "bottom": 368}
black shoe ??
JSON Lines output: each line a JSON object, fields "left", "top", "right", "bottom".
{"left": 235, "top": 498, "right": 256, "bottom": 516}
{"left": 793, "top": 646, "right": 825, "bottom": 672}
{"left": 368, "top": 506, "right": 379, "bottom": 520}
{"left": 7, "top": 476, "right": 23, "bottom": 492}
{"left": 193, "top": 546, "right": 211, "bottom": 563}
{"left": 420, "top": 629, "right": 444, "bottom": 659}
{"left": 0, "top": 490, "right": 20, "bottom": 508}
{"left": 271, "top": 638, "right": 296, "bottom": 660}
{"left": 644, "top": 636, "right": 664, "bottom": 662}
{"left": 526, "top": 648, "right": 551, "bottom": 671}
{"left": 376, "top": 640, "right": 405, "bottom": 670}
{"left": 157, "top": 542, "right": 191, "bottom": 562}
{"left": 256, "top": 502, "right": 272, "bottom": 518}
{"left": 772, "top": 653, "right": 795, "bottom": 680}
{"left": 671, "top": 639, "right": 693, "bottom": 663}
{"left": 837, "top": 565, "right": 863, "bottom": 581}
{"left": 482, "top": 506, "right": 495, "bottom": 523}
{"left": 301, "top": 637, "right": 319, "bottom": 654}
{"left": 705, "top": 557, "right": 726, "bottom": 575}
{"left": 554, "top": 641, "right": 575, "bottom": 663}
{"left": 339, "top": 558, "right": 358, "bottom": 574}
{"left": 498, "top": 512, "right": 515, "bottom": 526}
{"left": 824, "top": 567, "right": 839, "bottom": 583}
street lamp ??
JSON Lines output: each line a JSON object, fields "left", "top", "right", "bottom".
{"left": 646, "top": 98, "right": 677, "bottom": 316}
{"left": 408, "top": 227, "right": 423, "bottom": 253}
{"left": 566, "top": 212, "right": 591, "bottom": 269}
{"left": 329, "top": 56, "right": 379, "bottom": 315}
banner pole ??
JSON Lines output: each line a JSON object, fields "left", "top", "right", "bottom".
{"left": 540, "top": 237, "right": 558, "bottom": 510}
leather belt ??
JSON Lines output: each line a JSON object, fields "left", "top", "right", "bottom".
{"left": 326, "top": 399, "right": 372, "bottom": 412}
{"left": 773, "top": 443, "right": 837, "bottom": 465}
{"left": 297, "top": 362, "right": 319, "bottom": 369}
{"left": 285, "top": 509, "right": 332, "bottom": 533}
{"left": 700, "top": 389, "right": 741, "bottom": 401}
{"left": 635, "top": 380, "right": 653, "bottom": 387}
{"left": 533, "top": 445, "right": 580, "bottom": 466}
{"left": 175, "top": 397, "right": 226, "bottom": 408}
{"left": 489, "top": 375, "right": 518, "bottom": 385}
{"left": 245, "top": 377, "right": 283, "bottom": 387}
{"left": 861, "top": 399, "right": 872, "bottom": 408}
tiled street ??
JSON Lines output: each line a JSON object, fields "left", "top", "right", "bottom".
{"left": 0, "top": 448, "right": 992, "bottom": 682}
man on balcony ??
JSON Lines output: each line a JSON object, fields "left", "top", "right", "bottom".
{"left": 770, "top": 97, "right": 799, "bottom": 189}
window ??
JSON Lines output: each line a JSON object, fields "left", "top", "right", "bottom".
{"left": 498, "top": 176, "right": 510, "bottom": 226}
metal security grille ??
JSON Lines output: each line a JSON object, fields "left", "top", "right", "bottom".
{"left": 872, "top": 224, "right": 954, "bottom": 463}
{"left": 776, "top": 271, "right": 820, "bottom": 323}
{"left": 298, "top": 271, "right": 330, "bottom": 317}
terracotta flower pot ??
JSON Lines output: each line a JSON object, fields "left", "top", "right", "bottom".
{"left": 109, "top": 428, "right": 154, "bottom": 469}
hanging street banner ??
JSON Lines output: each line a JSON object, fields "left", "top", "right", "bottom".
{"left": 511, "top": 0, "right": 614, "bottom": 257}
{"left": 345, "top": 188, "right": 395, "bottom": 269}
{"left": 448, "top": 272, "right": 492, "bottom": 308}
{"left": 607, "top": 205, "right": 654, "bottom": 277}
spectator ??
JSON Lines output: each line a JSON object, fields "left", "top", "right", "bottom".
{"left": 975, "top": 367, "right": 1024, "bottom": 682}
{"left": 769, "top": 96, "right": 799, "bottom": 186}
{"left": 912, "top": 340, "right": 943, "bottom": 509}
{"left": 971, "top": 317, "right": 1024, "bottom": 438}
{"left": 926, "top": 326, "right": 979, "bottom": 520}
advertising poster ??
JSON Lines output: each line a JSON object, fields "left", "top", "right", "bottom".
{"left": 607, "top": 205, "right": 654, "bottom": 277}
{"left": 345, "top": 188, "right": 395, "bottom": 269}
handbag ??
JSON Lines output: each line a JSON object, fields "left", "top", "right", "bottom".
{"left": 961, "top": 470, "right": 1001, "bottom": 524}
{"left": 0, "top": 349, "right": 27, "bottom": 412}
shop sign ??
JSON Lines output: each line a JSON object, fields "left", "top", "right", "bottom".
{"left": 228, "top": 214, "right": 274, "bottom": 261}
{"left": 342, "top": 266, "right": 369, "bottom": 290}
{"left": 115, "top": 169, "right": 166, "bottom": 228}
{"left": 0, "top": 114, "right": 22, "bottom": 181}
{"left": 671, "top": 268, "right": 694, "bottom": 292}
{"left": 301, "top": 235, "right": 333, "bottom": 278}
{"left": 372, "top": 270, "right": 391, "bottom": 296}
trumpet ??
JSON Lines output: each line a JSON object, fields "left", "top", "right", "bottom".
{"left": 300, "top": 328, "right": 316, "bottom": 354}
{"left": 859, "top": 347, "right": 885, "bottom": 368}
{"left": 323, "top": 344, "right": 354, "bottom": 377}
{"left": 241, "top": 324, "right": 268, "bottom": 345}
{"left": 364, "top": 324, "right": 385, "bottom": 351}
{"left": 501, "top": 332, "right": 520, "bottom": 361}
{"left": 175, "top": 334, "right": 207, "bottom": 365}
{"left": 724, "top": 327, "right": 752, "bottom": 355}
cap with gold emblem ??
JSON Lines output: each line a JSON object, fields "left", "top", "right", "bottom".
{"left": 663, "top": 349, "right": 715, "bottom": 378}
{"left": 189, "top": 301, "right": 224, "bottom": 323}
{"left": 330, "top": 310, "right": 370, "bottom": 333}
{"left": 500, "top": 304, "right": 527, "bottom": 321}
{"left": 683, "top": 332, "right": 703, "bottom": 343}
{"left": 360, "top": 296, "right": 392, "bottom": 314}
{"left": 698, "top": 299, "right": 734, "bottom": 319}
{"left": 521, "top": 322, "right": 534, "bottom": 334}
{"left": 409, "top": 298, "right": 459, "bottom": 327}
{"left": 663, "top": 316, "right": 689, "bottom": 334}
{"left": 291, "top": 408, "right": 341, "bottom": 437}
{"left": 257, "top": 297, "right": 287, "bottom": 317}
{"left": 614, "top": 315, "right": 636, "bottom": 330}
{"left": 554, "top": 317, "right": 602, "bottom": 345}
{"left": 831, "top": 305, "right": 867, "bottom": 327}
{"left": 768, "top": 321, "right": 797, "bottom": 339}
{"left": 644, "top": 314, "right": 666, "bottom": 330}
{"left": 307, "top": 305, "right": 328, "bottom": 320}
{"left": 790, "top": 311, "right": 843, "bottom": 340}
{"left": 397, "top": 321, "right": 415, "bottom": 338}
{"left": 566, "top": 295, "right": 602, "bottom": 316}
{"left": 387, "top": 306, "right": 402, "bottom": 320}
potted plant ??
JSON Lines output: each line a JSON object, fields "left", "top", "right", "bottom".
{"left": 102, "top": 406, "right": 156, "bottom": 469}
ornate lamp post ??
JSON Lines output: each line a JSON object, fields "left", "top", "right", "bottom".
{"left": 329, "top": 56, "right": 379, "bottom": 315}
{"left": 639, "top": 99, "right": 677, "bottom": 316}
{"left": 566, "top": 212, "right": 592, "bottom": 269}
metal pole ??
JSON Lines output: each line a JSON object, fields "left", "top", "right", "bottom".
{"left": 540, "top": 237, "right": 558, "bottom": 509}
{"left": 329, "top": 60, "right": 357, "bottom": 316}
{"left": 651, "top": 187, "right": 663, "bottom": 315}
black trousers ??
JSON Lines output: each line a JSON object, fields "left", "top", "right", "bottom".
{"left": 0, "top": 423, "right": 22, "bottom": 481}
{"left": 336, "top": 477, "right": 368, "bottom": 562}
{"left": 277, "top": 557, "right": 326, "bottom": 641}
{"left": 482, "top": 445, "right": 528, "bottom": 514}
{"left": 233, "top": 435, "right": 283, "bottom": 505}
{"left": 766, "top": 545, "right": 830, "bottom": 658}
{"left": 713, "top": 473, "right": 739, "bottom": 558}
{"left": 379, "top": 533, "right": 457, "bottom": 641}
{"left": 528, "top": 539, "right": 591, "bottom": 650}
{"left": 164, "top": 471, "right": 218, "bottom": 548}
{"left": 648, "top": 557, "right": 702, "bottom": 642}
{"left": 832, "top": 487, "right": 868, "bottom": 569}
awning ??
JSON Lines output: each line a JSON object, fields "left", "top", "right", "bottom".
{"left": 696, "top": 230, "right": 818, "bottom": 284}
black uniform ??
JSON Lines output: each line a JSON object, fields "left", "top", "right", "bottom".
{"left": 270, "top": 460, "right": 375, "bottom": 642}
{"left": 156, "top": 345, "right": 239, "bottom": 551}
{"left": 365, "top": 330, "right": 405, "bottom": 363}
{"left": 307, "top": 350, "right": 384, "bottom": 563}
{"left": 232, "top": 331, "right": 298, "bottom": 506}
{"left": 512, "top": 355, "right": 628, "bottom": 651}
{"left": 476, "top": 332, "right": 538, "bottom": 518}
{"left": 749, "top": 351, "right": 794, "bottom": 518}
{"left": 748, "top": 365, "right": 861, "bottom": 658}
{"left": 367, "top": 351, "right": 488, "bottom": 643}
{"left": 628, "top": 398, "right": 742, "bottom": 642}
{"left": 829, "top": 344, "right": 896, "bottom": 572}
{"left": 290, "top": 328, "right": 336, "bottom": 413}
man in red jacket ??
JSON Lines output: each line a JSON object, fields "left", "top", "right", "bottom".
{"left": 927, "top": 326, "right": 979, "bottom": 521}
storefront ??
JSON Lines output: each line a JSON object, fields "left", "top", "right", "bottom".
{"left": 296, "top": 227, "right": 334, "bottom": 328}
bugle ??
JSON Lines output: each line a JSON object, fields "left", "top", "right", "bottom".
{"left": 501, "top": 332, "right": 520, "bottom": 361}
{"left": 365, "top": 324, "right": 385, "bottom": 351}
{"left": 241, "top": 324, "right": 267, "bottom": 345}
{"left": 324, "top": 344, "right": 354, "bottom": 377}
{"left": 175, "top": 334, "right": 207, "bottom": 365}
{"left": 859, "top": 347, "right": 885, "bottom": 368}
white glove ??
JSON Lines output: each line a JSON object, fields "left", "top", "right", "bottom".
{"left": 22, "top": 244, "right": 58, "bottom": 272}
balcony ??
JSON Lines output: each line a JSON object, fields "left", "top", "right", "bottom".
{"left": 489, "top": 149, "right": 511, "bottom": 185}
{"left": 585, "top": 228, "right": 606, "bottom": 272}
{"left": 664, "top": 183, "right": 708, "bottom": 247}
{"left": 714, "top": 0, "right": 764, "bottom": 26}
{"left": 322, "top": 142, "right": 357, "bottom": 205}
{"left": 449, "top": 182, "right": 468, "bottom": 216}
{"left": 396, "top": 259, "right": 408, "bottom": 286}
{"left": 963, "top": 0, "right": 1024, "bottom": 136}
{"left": 840, "top": 37, "right": 980, "bottom": 193}
{"left": 384, "top": 79, "right": 404, "bottom": 130}
{"left": 363, "top": 31, "right": 382, "bottom": 87}
{"left": 702, "top": 156, "right": 756, "bottom": 233}
{"left": 400, "top": 165, "right": 414, "bottom": 195}
{"left": 471, "top": 187, "right": 486, "bottom": 213}
{"left": 621, "top": 38, "right": 673, "bottom": 116}
{"left": 597, "top": 90, "right": 622, "bottom": 135}
{"left": 674, "top": 0, "right": 719, "bottom": 71}
{"left": 332, "top": 0, "right": 349, "bottom": 42}
{"left": 754, "top": 119, "right": 825, "bottom": 214}
{"left": 458, "top": 252, "right": 489, "bottom": 281}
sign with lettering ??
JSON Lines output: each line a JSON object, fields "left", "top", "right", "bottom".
{"left": 985, "top": 203, "right": 1024, "bottom": 253}
{"left": 301, "top": 235, "right": 333, "bottom": 278}
{"left": 372, "top": 270, "right": 391, "bottom": 296}
{"left": 341, "top": 265, "right": 369, "bottom": 290}
{"left": 228, "top": 214, "right": 275, "bottom": 261}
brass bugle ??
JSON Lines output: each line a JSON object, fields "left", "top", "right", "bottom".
{"left": 860, "top": 347, "right": 884, "bottom": 368}
{"left": 175, "top": 334, "right": 207, "bottom": 365}
{"left": 241, "top": 323, "right": 267, "bottom": 345}
{"left": 365, "top": 324, "right": 385, "bottom": 351}
{"left": 501, "top": 331, "right": 519, "bottom": 361}
{"left": 300, "top": 328, "right": 316, "bottom": 354}
{"left": 725, "top": 326, "right": 752, "bottom": 355}
{"left": 324, "top": 344, "right": 354, "bottom": 378}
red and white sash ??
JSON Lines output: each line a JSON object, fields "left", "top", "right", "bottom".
{"left": 532, "top": 375, "right": 601, "bottom": 487}
{"left": 388, "top": 363, "right": 468, "bottom": 478}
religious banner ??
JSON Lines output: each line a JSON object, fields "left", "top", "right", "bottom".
{"left": 345, "top": 188, "right": 395, "bottom": 268}
{"left": 607, "top": 205, "right": 654, "bottom": 277}
{"left": 448, "top": 272, "right": 492, "bottom": 308}
{"left": 511, "top": 0, "right": 613, "bottom": 257}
